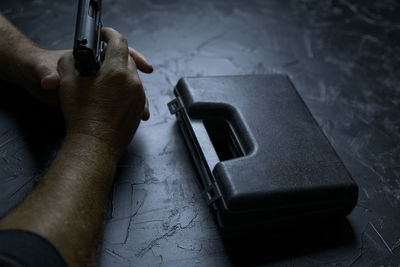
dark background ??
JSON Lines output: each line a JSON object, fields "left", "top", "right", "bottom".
{"left": 0, "top": 0, "right": 399, "bottom": 266}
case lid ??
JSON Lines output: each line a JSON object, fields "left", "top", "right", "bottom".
{"left": 171, "top": 75, "right": 358, "bottom": 215}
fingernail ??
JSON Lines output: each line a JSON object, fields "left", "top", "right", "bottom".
{"left": 41, "top": 74, "right": 60, "bottom": 90}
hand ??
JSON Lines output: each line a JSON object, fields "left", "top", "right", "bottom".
{"left": 57, "top": 28, "right": 148, "bottom": 157}
{"left": 5, "top": 45, "right": 153, "bottom": 108}
{"left": 0, "top": 47, "right": 67, "bottom": 106}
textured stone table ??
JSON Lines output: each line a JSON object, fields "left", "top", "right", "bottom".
{"left": 0, "top": 0, "right": 399, "bottom": 266}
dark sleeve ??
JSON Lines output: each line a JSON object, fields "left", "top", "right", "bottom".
{"left": 0, "top": 230, "right": 68, "bottom": 267}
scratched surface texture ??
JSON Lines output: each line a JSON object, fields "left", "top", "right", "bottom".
{"left": 0, "top": 0, "right": 399, "bottom": 266}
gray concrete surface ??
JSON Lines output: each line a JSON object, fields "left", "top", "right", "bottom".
{"left": 0, "top": 0, "right": 399, "bottom": 266}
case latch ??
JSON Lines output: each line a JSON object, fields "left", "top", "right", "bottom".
{"left": 167, "top": 98, "right": 183, "bottom": 114}
{"left": 203, "top": 183, "right": 221, "bottom": 206}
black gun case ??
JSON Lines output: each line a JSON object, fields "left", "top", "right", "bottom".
{"left": 168, "top": 75, "right": 358, "bottom": 236}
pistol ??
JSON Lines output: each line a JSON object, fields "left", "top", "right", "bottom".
{"left": 73, "top": 0, "right": 104, "bottom": 76}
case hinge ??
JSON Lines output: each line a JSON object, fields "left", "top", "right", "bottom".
{"left": 203, "top": 183, "right": 221, "bottom": 206}
{"left": 167, "top": 98, "right": 183, "bottom": 114}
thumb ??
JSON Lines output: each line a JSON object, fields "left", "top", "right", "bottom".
{"left": 33, "top": 49, "right": 71, "bottom": 90}
{"left": 57, "top": 52, "right": 76, "bottom": 80}
{"left": 40, "top": 71, "right": 60, "bottom": 91}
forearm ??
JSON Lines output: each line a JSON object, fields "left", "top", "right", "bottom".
{"left": 0, "top": 133, "right": 117, "bottom": 266}
{"left": 0, "top": 14, "right": 41, "bottom": 86}
{"left": 0, "top": 14, "right": 38, "bottom": 54}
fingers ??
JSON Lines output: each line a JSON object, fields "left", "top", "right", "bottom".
{"left": 102, "top": 27, "right": 129, "bottom": 69}
{"left": 126, "top": 56, "right": 150, "bottom": 121}
{"left": 142, "top": 97, "right": 150, "bottom": 121}
{"left": 101, "top": 28, "right": 152, "bottom": 122}
{"left": 128, "top": 47, "right": 153, "bottom": 74}
{"left": 103, "top": 44, "right": 153, "bottom": 74}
